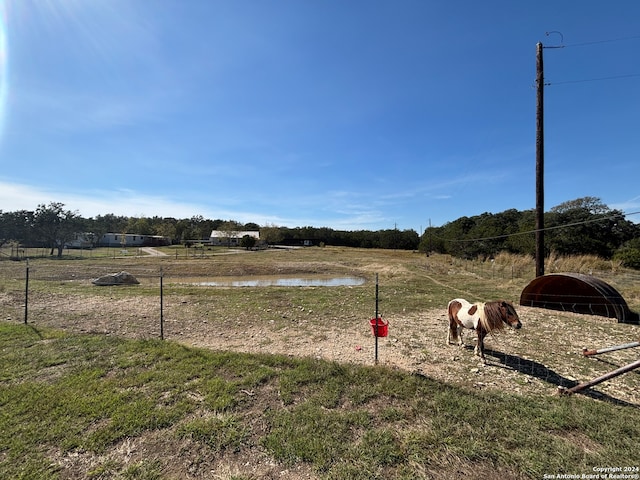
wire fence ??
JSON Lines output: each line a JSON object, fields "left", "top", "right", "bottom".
{"left": 2, "top": 256, "right": 639, "bottom": 404}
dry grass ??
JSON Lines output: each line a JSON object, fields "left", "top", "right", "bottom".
{"left": 1, "top": 247, "right": 638, "bottom": 404}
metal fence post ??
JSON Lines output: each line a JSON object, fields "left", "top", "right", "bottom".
{"left": 160, "top": 267, "right": 164, "bottom": 340}
{"left": 24, "top": 259, "right": 29, "bottom": 324}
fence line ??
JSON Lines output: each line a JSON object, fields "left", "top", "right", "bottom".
{"left": 2, "top": 258, "right": 639, "bottom": 403}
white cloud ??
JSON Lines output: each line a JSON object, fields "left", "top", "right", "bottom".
{"left": 0, "top": 180, "right": 326, "bottom": 227}
{"left": 0, "top": 180, "right": 203, "bottom": 218}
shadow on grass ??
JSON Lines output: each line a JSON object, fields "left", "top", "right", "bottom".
{"left": 589, "top": 355, "right": 640, "bottom": 377}
{"left": 25, "top": 324, "right": 45, "bottom": 339}
{"left": 484, "top": 349, "right": 639, "bottom": 408}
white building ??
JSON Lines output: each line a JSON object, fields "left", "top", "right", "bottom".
{"left": 209, "top": 230, "right": 260, "bottom": 247}
{"left": 98, "top": 233, "right": 171, "bottom": 248}
{"left": 65, "top": 233, "right": 95, "bottom": 249}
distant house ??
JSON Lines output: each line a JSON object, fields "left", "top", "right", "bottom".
{"left": 65, "top": 233, "right": 96, "bottom": 249}
{"left": 209, "top": 230, "right": 260, "bottom": 247}
{"left": 65, "top": 232, "right": 169, "bottom": 249}
{"left": 98, "top": 233, "right": 171, "bottom": 248}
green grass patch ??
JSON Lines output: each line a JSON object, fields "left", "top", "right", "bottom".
{"left": 178, "top": 413, "right": 250, "bottom": 452}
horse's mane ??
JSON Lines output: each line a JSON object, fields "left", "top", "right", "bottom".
{"left": 478, "top": 301, "right": 507, "bottom": 333}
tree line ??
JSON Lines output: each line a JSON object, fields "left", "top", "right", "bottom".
{"left": 419, "top": 197, "right": 640, "bottom": 268}
{"left": 1, "top": 197, "right": 639, "bottom": 267}
{"left": 0, "top": 202, "right": 420, "bottom": 255}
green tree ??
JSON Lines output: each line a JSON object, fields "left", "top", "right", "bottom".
{"left": 155, "top": 220, "right": 177, "bottom": 243}
{"left": 0, "top": 211, "right": 7, "bottom": 248}
{"left": 244, "top": 222, "right": 260, "bottom": 231}
{"left": 240, "top": 234, "right": 257, "bottom": 250}
{"left": 546, "top": 197, "right": 630, "bottom": 258}
{"left": 126, "top": 216, "right": 153, "bottom": 235}
{"left": 614, "top": 237, "right": 640, "bottom": 269}
{"left": 419, "top": 226, "right": 446, "bottom": 254}
{"left": 0, "top": 210, "right": 34, "bottom": 248}
{"left": 87, "top": 214, "right": 128, "bottom": 246}
{"left": 187, "top": 215, "right": 214, "bottom": 240}
{"left": 33, "top": 202, "right": 83, "bottom": 257}
{"left": 505, "top": 209, "right": 536, "bottom": 256}
{"left": 551, "top": 196, "right": 610, "bottom": 215}
{"left": 379, "top": 229, "right": 419, "bottom": 250}
{"left": 260, "top": 224, "right": 284, "bottom": 245}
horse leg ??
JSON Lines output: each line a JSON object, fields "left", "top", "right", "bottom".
{"left": 447, "top": 322, "right": 464, "bottom": 347}
{"left": 475, "top": 328, "right": 486, "bottom": 363}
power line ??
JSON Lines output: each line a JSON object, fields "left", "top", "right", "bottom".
{"left": 564, "top": 35, "right": 640, "bottom": 48}
{"left": 547, "top": 72, "right": 640, "bottom": 86}
{"left": 542, "top": 33, "right": 640, "bottom": 86}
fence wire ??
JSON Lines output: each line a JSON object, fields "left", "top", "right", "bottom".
{"left": 2, "top": 257, "right": 639, "bottom": 404}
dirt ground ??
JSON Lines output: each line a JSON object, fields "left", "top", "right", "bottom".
{"left": 8, "top": 290, "right": 638, "bottom": 407}
{"left": 177, "top": 305, "right": 640, "bottom": 406}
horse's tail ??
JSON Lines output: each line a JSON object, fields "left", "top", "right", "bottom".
{"left": 447, "top": 299, "right": 461, "bottom": 342}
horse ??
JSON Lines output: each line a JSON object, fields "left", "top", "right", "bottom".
{"left": 447, "top": 298, "right": 521, "bottom": 363}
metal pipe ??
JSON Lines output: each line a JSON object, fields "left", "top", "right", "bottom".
{"left": 558, "top": 358, "right": 640, "bottom": 395}
{"left": 582, "top": 341, "right": 640, "bottom": 356}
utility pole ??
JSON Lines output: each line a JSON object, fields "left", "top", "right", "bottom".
{"left": 535, "top": 41, "right": 545, "bottom": 277}
{"left": 535, "top": 33, "right": 563, "bottom": 277}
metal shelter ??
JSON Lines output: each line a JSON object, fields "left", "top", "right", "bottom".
{"left": 520, "top": 273, "right": 639, "bottom": 324}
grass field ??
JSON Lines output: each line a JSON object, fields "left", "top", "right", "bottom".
{"left": 1, "top": 246, "right": 639, "bottom": 479}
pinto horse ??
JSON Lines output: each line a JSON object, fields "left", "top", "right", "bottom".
{"left": 447, "top": 298, "right": 521, "bottom": 362}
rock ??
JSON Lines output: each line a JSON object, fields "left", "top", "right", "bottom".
{"left": 92, "top": 271, "right": 140, "bottom": 286}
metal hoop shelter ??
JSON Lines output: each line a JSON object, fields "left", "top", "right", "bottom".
{"left": 520, "top": 273, "right": 640, "bottom": 324}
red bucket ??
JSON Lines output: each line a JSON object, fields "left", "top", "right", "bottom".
{"left": 370, "top": 317, "right": 388, "bottom": 337}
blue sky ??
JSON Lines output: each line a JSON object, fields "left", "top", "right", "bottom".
{"left": 0, "top": 1, "right": 639, "bottom": 232}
